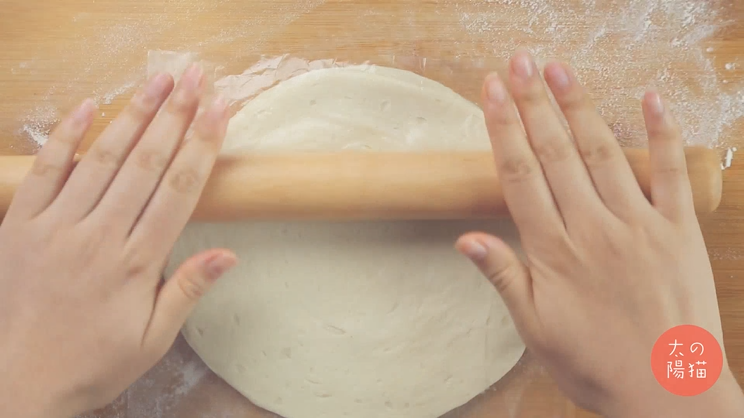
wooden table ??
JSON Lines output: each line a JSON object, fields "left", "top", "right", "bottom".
{"left": 1, "top": 1, "right": 743, "bottom": 417}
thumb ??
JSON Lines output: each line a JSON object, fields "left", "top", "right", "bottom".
{"left": 456, "top": 232, "right": 536, "bottom": 331}
{"left": 144, "top": 248, "right": 238, "bottom": 352}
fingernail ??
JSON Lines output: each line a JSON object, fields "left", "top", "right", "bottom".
{"left": 546, "top": 63, "right": 570, "bottom": 91}
{"left": 73, "top": 99, "right": 96, "bottom": 124}
{"left": 181, "top": 64, "right": 204, "bottom": 91}
{"left": 145, "top": 72, "right": 172, "bottom": 98}
{"left": 647, "top": 91, "right": 665, "bottom": 116}
{"left": 461, "top": 240, "right": 488, "bottom": 261}
{"left": 486, "top": 75, "right": 507, "bottom": 104}
{"left": 512, "top": 51, "right": 535, "bottom": 80}
{"left": 204, "top": 252, "right": 237, "bottom": 281}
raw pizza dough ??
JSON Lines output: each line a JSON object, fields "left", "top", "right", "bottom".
{"left": 165, "top": 66, "right": 525, "bottom": 418}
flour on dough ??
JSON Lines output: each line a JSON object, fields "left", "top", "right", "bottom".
{"left": 165, "top": 66, "right": 525, "bottom": 418}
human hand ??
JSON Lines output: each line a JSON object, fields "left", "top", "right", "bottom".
{"left": 0, "top": 65, "right": 237, "bottom": 418}
{"left": 456, "top": 51, "right": 744, "bottom": 417}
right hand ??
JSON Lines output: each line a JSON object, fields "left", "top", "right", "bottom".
{"left": 456, "top": 50, "right": 744, "bottom": 417}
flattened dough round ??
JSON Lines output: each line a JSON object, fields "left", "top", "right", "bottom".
{"left": 165, "top": 66, "right": 525, "bottom": 418}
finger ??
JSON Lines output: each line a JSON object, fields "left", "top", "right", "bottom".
{"left": 92, "top": 64, "right": 205, "bottom": 233}
{"left": 7, "top": 99, "right": 96, "bottom": 221}
{"left": 544, "top": 62, "right": 647, "bottom": 217}
{"left": 127, "top": 97, "right": 229, "bottom": 262}
{"left": 507, "top": 51, "right": 601, "bottom": 221}
{"left": 642, "top": 91, "right": 694, "bottom": 220}
{"left": 456, "top": 232, "right": 538, "bottom": 338}
{"left": 482, "top": 72, "right": 566, "bottom": 239}
{"left": 50, "top": 73, "right": 175, "bottom": 222}
{"left": 143, "top": 249, "right": 237, "bottom": 353}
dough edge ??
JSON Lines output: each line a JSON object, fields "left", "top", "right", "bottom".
{"left": 166, "top": 65, "right": 526, "bottom": 418}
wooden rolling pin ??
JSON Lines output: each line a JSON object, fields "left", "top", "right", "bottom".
{"left": 0, "top": 147, "right": 722, "bottom": 221}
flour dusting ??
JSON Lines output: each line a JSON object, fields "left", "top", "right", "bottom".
{"left": 453, "top": 0, "right": 743, "bottom": 156}
{"left": 21, "top": 104, "right": 59, "bottom": 147}
{"left": 12, "top": 0, "right": 327, "bottom": 147}
{"left": 12, "top": 0, "right": 742, "bottom": 166}
{"left": 123, "top": 338, "right": 210, "bottom": 418}
{"left": 11, "top": 2, "right": 741, "bottom": 418}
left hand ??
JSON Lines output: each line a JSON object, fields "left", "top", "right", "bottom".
{"left": 0, "top": 65, "right": 236, "bottom": 418}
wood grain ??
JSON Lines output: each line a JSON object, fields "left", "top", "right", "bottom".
{"left": 1, "top": 1, "right": 743, "bottom": 417}
{"left": 0, "top": 148, "right": 723, "bottom": 221}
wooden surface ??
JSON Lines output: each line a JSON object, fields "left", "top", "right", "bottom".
{"left": 1, "top": 1, "right": 744, "bottom": 417}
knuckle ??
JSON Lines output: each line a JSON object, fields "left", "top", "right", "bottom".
{"left": 31, "top": 161, "right": 64, "bottom": 177}
{"left": 533, "top": 140, "right": 574, "bottom": 164}
{"left": 135, "top": 149, "right": 170, "bottom": 172}
{"left": 165, "top": 89, "right": 198, "bottom": 114}
{"left": 500, "top": 156, "right": 540, "bottom": 183}
{"left": 558, "top": 91, "right": 588, "bottom": 114}
{"left": 126, "top": 91, "right": 160, "bottom": 119}
{"left": 647, "top": 118, "right": 682, "bottom": 139}
{"left": 486, "top": 103, "right": 519, "bottom": 126}
{"left": 524, "top": 231, "right": 577, "bottom": 270}
{"left": 168, "top": 168, "right": 202, "bottom": 194}
{"left": 488, "top": 113, "right": 515, "bottom": 128}
{"left": 176, "top": 270, "right": 206, "bottom": 301}
{"left": 123, "top": 250, "right": 155, "bottom": 278}
{"left": 576, "top": 218, "right": 633, "bottom": 257}
{"left": 579, "top": 143, "right": 618, "bottom": 167}
{"left": 193, "top": 125, "right": 224, "bottom": 150}
{"left": 77, "top": 223, "right": 116, "bottom": 262}
{"left": 514, "top": 86, "right": 545, "bottom": 106}
{"left": 546, "top": 228, "right": 572, "bottom": 247}
{"left": 601, "top": 229, "right": 633, "bottom": 258}
{"left": 654, "top": 165, "right": 687, "bottom": 179}
{"left": 527, "top": 230, "right": 567, "bottom": 253}
{"left": 88, "top": 147, "right": 121, "bottom": 167}
{"left": 50, "top": 119, "right": 85, "bottom": 145}
{"left": 485, "top": 263, "right": 520, "bottom": 294}
{"left": 53, "top": 131, "right": 80, "bottom": 145}
{"left": 126, "top": 261, "right": 150, "bottom": 278}
{"left": 645, "top": 125, "right": 669, "bottom": 138}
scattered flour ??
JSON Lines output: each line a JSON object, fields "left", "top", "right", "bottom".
{"left": 723, "top": 147, "right": 738, "bottom": 170}
{"left": 11, "top": 2, "right": 742, "bottom": 418}
{"left": 453, "top": 0, "right": 743, "bottom": 154}
{"left": 99, "top": 81, "right": 138, "bottom": 106}
{"left": 13, "top": 0, "right": 743, "bottom": 165}
{"left": 20, "top": 104, "right": 59, "bottom": 147}
{"left": 13, "top": 0, "right": 327, "bottom": 147}
{"left": 120, "top": 338, "right": 210, "bottom": 418}
{"left": 709, "top": 248, "right": 744, "bottom": 261}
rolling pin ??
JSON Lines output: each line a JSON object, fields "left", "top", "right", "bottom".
{"left": 0, "top": 147, "right": 722, "bottom": 221}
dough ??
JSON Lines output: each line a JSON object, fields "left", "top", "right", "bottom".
{"left": 165, "top": 66, "right": 525, "bottom": 418}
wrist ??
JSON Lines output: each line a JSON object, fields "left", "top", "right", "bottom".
{"left": 0, "top": 396, "right": 48, "bottom": 418}
{"left": 0, "top": 396, "right": 69, "bottom": 418}
{"left": 605, "top": 369, "right": 744, "bottom": 418}
{"left": 0, "top": 373, "right": 67, "bottom": 418}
